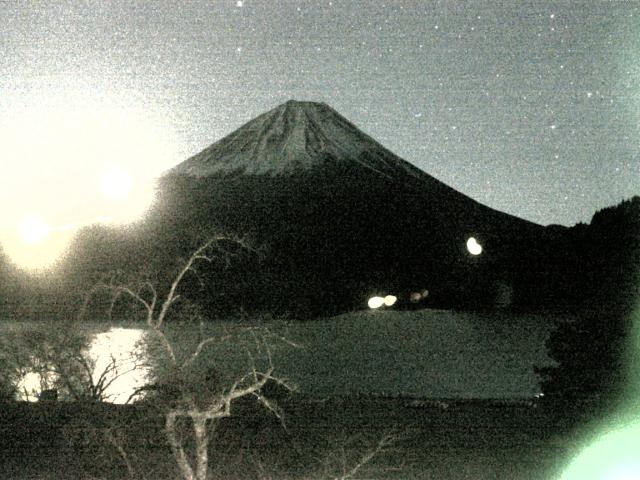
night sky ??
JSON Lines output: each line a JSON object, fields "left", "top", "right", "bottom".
{"left": 1, "top": 0, "right": 639, "bottom": 235}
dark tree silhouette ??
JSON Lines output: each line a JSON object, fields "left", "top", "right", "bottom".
{"left": 536, "top": 197, "right": 640, "bottom": 412}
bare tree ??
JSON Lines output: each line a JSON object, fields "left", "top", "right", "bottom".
{"left": 308, "top": 431, "right": 405, "bottom": 480}
{"left": 90, "top": 236, "right": 293, "bottom": 480}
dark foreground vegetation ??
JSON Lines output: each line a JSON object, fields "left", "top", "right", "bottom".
{"left": 0, "top": 195, "right": 636, "bottom": 479}
{"left": 0, "top": 395, "right": 586, "bottom": 480}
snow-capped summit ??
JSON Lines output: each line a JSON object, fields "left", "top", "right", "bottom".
{"left": 169, "top": 100, "right": 426, "bottom": 179}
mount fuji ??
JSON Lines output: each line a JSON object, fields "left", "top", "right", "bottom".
{"left": 153, "top": 100, "right": 546, "bottom": 315}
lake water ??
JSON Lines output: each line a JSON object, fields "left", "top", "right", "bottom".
{"left": 17, "top": 327, "right": 150, "bottom": 403}
{"left": 11, "top": 309, "right": 558, "bottom": 402}
{"left": 275, "top": 309, "right": 557, "bottom": 399}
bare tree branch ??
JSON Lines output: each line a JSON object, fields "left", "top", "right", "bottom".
{"left": 155, "top": 237, "right": 221, "bottom": 330}
{"left": 166, "top": 412, "right": 197, "bottom": 480}
{"left": 181, "top": 335, "right": 232, "bottom": 370}
{"left": 334, "top": 432, "right": 401, "bottom": 480}
{"left": 105, "top": 428, "right": 137, "bottom": 480}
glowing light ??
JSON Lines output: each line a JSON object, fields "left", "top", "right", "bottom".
{"left": 19, "top": 217, "right": 51, "bottom": 245}
{"left": 5, "top": 217, "right": 73, "bottom": 271}
{"left": 383, "top": 295, "right": 397, "bottom": 306}
{"left": 100, "top": 164, "right": 135, "bottom": 200}
{"left": 466, "top": 237, "right": 483, "bottom": 255}
{"left": 0, "top": 89, "right": 179, "bottom": 270}
{"left": 410, "top": 290, "right": 429, "bottom": 302}
{"left": 368, "top": 296, "right": 385, "bottom": 309}
{"left": 368, "top": 295, "right": 397, "bottom": 308}
{"left": 560, "top": 421, "right": 640, "bottom": 480}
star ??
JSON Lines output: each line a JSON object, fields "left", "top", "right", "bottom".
{"left": 0, "top": 0, "right": 635, "bottom": 232}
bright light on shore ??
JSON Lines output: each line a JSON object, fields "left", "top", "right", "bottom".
{"left": 368, "top": 296, "right": 385, "bottom": 309}
{"left": 383, "top": 295, "right": 397, "bottom": 306}
{"left": 368, "top": 295, "right": 398, "bottom": 309}
{"left": 467, "top": 237, "right": 483, "bottom": 255}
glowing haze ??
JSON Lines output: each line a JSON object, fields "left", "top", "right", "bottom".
{"left": 0, "top": 91, "right": 179, "bottom": 271}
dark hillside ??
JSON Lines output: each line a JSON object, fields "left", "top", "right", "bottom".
{"left": 536, "top": 197, "right": 640, "bottom": 410}
{"left": 522, "top": 196, "right": 639, "bottom": 314}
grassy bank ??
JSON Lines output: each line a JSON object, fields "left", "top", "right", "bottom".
{"left": 0, "top": 395, "right": 580, "bottom": 480}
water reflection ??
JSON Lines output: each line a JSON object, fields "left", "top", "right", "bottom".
{"left": 90, "top": 327, "right": 148, "bottom": 403}
{"left": 17, "top": 327, "right": 148, "bottom": 404}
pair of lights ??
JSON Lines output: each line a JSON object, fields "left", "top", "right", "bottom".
{"left": 368, "top": 295, "right": 398, "bottom": 309}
